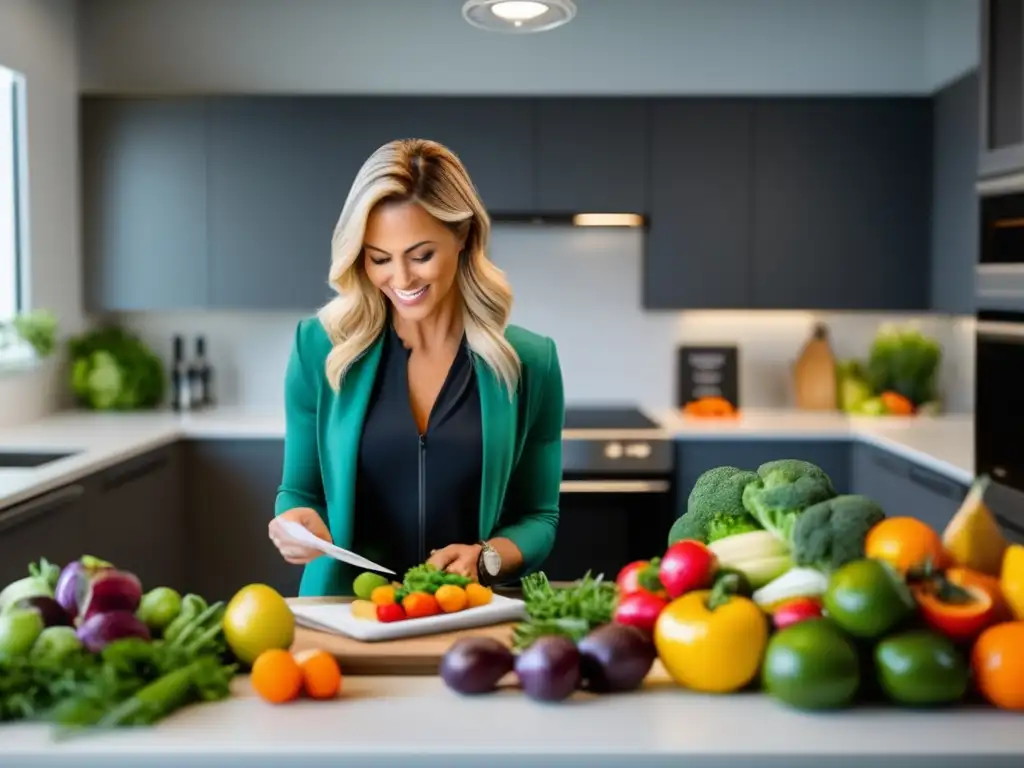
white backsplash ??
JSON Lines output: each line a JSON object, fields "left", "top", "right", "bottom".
{"left": 109, "top": 226, "right": 976, "bottom": 415}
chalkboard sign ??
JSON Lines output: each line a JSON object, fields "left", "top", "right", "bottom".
{"left": 676, "top": 345, "right": 740, "bottom": 409}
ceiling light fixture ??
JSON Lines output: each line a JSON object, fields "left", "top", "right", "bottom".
{"left": 462, "top": 0, "right": 577, "bottom": 34}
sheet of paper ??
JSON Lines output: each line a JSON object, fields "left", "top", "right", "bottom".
{"left": 276, "top": 519, "right": 396, "bottom": 575}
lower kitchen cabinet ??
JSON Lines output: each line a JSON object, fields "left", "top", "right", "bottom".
{"left": 184, "top": 439, "right": 300, "bottom": 602}
{"left": 84, "top": 446, "right": 186, "bottom": 594}
{"left": 851, "top": 443, "right": 968, "bottom": 532}
{"left": 673, "top": 440, "right": 853, "bottom": 518}
{"left": 0, "top": 482, "right": 89, "bottom": 587}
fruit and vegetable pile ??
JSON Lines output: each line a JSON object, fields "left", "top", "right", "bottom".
{"left": 348, "top": 564, "right": 493, "bottom": 623}
{"left": 441, "top": 460, "right": 1024, "bottom": 712}
{"left": 0, "top": 554, "right": 342, "bottom": 728}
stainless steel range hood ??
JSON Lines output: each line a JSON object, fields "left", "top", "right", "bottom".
{"left": 490, "top": 212, "right": 647, "bottom": 228}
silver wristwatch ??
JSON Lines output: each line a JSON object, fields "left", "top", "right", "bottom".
{"left": 477, "top": 540, "right": 501, "bottom": 584}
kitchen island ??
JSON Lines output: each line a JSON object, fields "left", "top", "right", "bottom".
{"left": 3, "top": 666, "right": 1022, "bottom": 768}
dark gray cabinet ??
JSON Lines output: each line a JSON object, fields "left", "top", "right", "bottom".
{"left": 81, "top": 97, "right": 209, "bottom": 311}
{"left": 674, "top": 440, "right": 852, "bottom": 519}
{"left": 979, "top": 0, "right": 1024, "bottom": 178}
{"left": 84, "top": 446, "right": 185, "bottom": 594}
{"left": 534, "top": 98, "right": 648, "bottom": 213}
{"left": 851, "top": 443, "right": 968, "bottom": 533}
{"left": 751, "top": 98, "right": 932, "bottom": 311}
{"left": 183, "top": 439, "right": 299, "bottom": 602}
{"left": 0, "top": 483, "right": 88, "bottom": 587}
{"left": 644, "top": 100, "right": 754, "bottom": 309}
{"left": 932, "top": 71, "right": 981, "bottom": 315}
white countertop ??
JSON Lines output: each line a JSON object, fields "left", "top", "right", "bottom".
{"left": 0, "top": 407, "right": 975, "bottom": 511}
{"left": 2, "top": 670, "right": 1021, "bottom": 766}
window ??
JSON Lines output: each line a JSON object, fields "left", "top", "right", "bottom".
{"left": 0, "top": 65, "right": 25, "bottom": 326}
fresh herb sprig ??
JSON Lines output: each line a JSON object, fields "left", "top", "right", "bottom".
{"left": 511, "top": 571, "right": 618, "bottom": 650}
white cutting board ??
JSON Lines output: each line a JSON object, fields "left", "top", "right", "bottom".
{"left": 290, "top": 594, "right": 528, "bottom": 642}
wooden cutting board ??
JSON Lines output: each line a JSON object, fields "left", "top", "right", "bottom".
{"left": 287, "top": 597, "right": 518, "bottom": 676}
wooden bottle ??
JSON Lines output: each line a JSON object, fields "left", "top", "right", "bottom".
{"left": 793, "top": 322, "right": 838, "bottom": 411}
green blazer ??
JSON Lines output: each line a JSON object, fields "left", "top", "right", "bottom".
{"left": 273, "top": 316, "right": 565, "bottom": 597}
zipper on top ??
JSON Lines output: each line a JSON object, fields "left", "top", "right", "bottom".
{"left": 418, "top": 434, "right": 427, "bottom": 564}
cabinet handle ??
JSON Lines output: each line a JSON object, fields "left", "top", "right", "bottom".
{"left": 101, "top": 454, "right": 169, "bottom": 492}
{"left": 870, "top": 451, "right": 909, "bottom": 478}
{"left": 0, "top": 484, "right": 85, "bottom": 534}
{"left": 907, "top": 466, "right": 962, "bottom": 501}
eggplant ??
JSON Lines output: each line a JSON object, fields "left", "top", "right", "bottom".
{"left": 79, "top": 569, "right": 143, "bottom": 623}
{"left": 76, "top": 609, "right": 151, "bottom": 653}
{"left": 54, "top": 556, "right": 113, "bottom": 620}
{"left": 12, "top": 595, "right": 73, "bottom": 628}
{"left": 578, "top": 623, "right": 656, "bottom": 694}
{"left": 440, "top": 637, "right": 515, "bottom": 695}
{"left": 514, "top": 635, "right": 581, "bottom": 702}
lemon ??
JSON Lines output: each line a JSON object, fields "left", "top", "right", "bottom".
{"left": 223, "top": 584, "right": 295, "bottom": 666}
{"left": 1001, "top": 545, "right": 1024, "bottom": 621}
{"left": 352, "top": 571, "right": 389, "bottom": 600}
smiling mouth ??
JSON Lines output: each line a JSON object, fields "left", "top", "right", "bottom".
{"left": 393, "top": 286, "right": 429, "bottom": 304}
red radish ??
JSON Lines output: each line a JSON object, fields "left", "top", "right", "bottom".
{"left": 658, "top": 540, "right": 717, "bottom": 598}
{"left": 614, "top": 590, "right": 668, "bottom": 633}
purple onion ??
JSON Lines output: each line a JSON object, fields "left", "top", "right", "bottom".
{"left": 76, "top": 610, "right": 151, "bottom": 653}
{"left": 79, "top": 570, "right": 143, "bottom": 623}
{"left": 12, "top": 596, "right": 72, "bottom": 628}
{"left": 54, "top": 556, "right": 113, "bottom": 620}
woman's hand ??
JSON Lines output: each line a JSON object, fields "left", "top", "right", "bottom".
{"left": 268, "top": 507, "right": 333, "bottom": 564}
{"left": 427, "top": 543, "right": 482, "bottom": 581}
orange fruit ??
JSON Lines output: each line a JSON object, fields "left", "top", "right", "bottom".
{"left": 250, "top": 649, "right": 303, "bottom": 704}
{"left": 294, "top": 648, "right": 343, "bottom": 699}
{"left": 370, "top": 585, "right": 396, "bottom": 606}
{"left": 434, "top": 585, "right": 468, "bottom": 613}
{"left": 402, "top": 592, "right": 440, "bottom": 619}
{"left": 864, "top": 517, "right": 946, "bottom": 574}
{"left": 971, "top": 621, "right": 1024, "bottom": 710}
{"left": 465, "top": 583, "right": 493, "bottom": 608}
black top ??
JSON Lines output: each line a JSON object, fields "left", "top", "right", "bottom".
{"left": 352, "top": 324, "right": 483, "bottom": 576}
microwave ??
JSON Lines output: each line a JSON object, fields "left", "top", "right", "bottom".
{"left": 975, "top": 310, "right": 1024, "bottom": 543}
{"left": 977, "top": 173, "right": 1024, "bottom": 307}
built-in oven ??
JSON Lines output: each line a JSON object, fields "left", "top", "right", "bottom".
{"left": 538, "top": 407, "right": 677, "bottom": 584}
{"left": 975, "top": 310, "right": 1024, "bottom": 543}
{"left": 976, "top": 173, "right": 1024, "bottom": 308}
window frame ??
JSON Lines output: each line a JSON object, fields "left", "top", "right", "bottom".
{"left": 0, "top": 66, "right": 29, "bottom": 367}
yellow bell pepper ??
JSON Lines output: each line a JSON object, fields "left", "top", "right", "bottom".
{"left": 654, "top": 573, "right": 768, "bottom": 694}
{"left": 1000, "top": 544, "right": 1024, "bottom": 621}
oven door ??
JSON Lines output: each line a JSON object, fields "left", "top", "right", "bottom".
{"left": 977, "top": 179, "right": 1024, "bottom": 307}
{"left": 975, "top": 312, "right": 1024, "bottom": 495}
{"left": 539, "top": 475, "right": 676, "bottom": 584}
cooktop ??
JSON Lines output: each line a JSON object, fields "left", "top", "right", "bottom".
{"left": 562, "top": 406, "right": 660, "bottom": 431}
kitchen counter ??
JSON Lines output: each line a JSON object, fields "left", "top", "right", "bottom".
{"left": 0, "top": 407, "right": 975, "bottom": 511}
{"left": 2, "top": 669, "right": 1021, "bottom": 767}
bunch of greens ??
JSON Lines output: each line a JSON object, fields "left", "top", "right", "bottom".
{"left": 866, "top": 324, "right": 942, "bottom": 407}
{"left": 511, "top": 571, "right": 618, "bottom": 651}
{"left": 395, "top": 563, "right": 471, "bottom": 603}
{"left": 68, "top": 326, "right": 165, "bottom": 410}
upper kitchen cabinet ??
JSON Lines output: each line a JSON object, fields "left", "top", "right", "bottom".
{"left": 643, "top": 99, "right": 754, "bottom": 309}
{"left": 979, "top": 0, "right": 1024, "bottom": 178}
{"left": 332, "top": 97, "right": 535, "bottom": 214}
{"left": 206, "top": 98, "right": 353, "bottom": 310}
{"left": 81, "top": 97, "right": 210, "bottom": 311}
{"left": 533, "top": 98, "right": 648, "bottom": 213}
{"left": 751, "top": 98, "right": 932, "bottom": 311}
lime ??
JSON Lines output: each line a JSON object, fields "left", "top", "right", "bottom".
{"left": 223, "top": 584, "right": 295, "bottom": 666}
{"left": 823, "top": 558, "right": 915, "bottom": 639}
{"left": 761, "top": 617, "right": 861, "bottom": 710}
{"left": 353, "top": 571, "right": 389, "bottom": 600}
{"left": 30, "top": 626, "right": 82, "bottom": 663}
{"left": 138, "top": 586, "right": 183, "bottom": 633}
{"left": 875, "top": 630, "right": 969, "bottom": 706}
{"left": 0, "top": 607, "right": 44, "bottom": 659}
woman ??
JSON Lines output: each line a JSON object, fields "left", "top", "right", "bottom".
{"left": 267, "top": 138, "right": 565, "bottom": 598}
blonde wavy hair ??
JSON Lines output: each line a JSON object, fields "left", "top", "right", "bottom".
{"left": 318, "top": 138, "right": 521, "bottom": 396}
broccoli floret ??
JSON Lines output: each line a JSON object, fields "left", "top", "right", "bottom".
{"left": 741, "top": 459, "right": 837, "bottom": 542}
{"left": 791, "top": 494, "right": 886, "bottom": 573}
{"left": 668, "top": 466, "right": 761, "bottom": 546}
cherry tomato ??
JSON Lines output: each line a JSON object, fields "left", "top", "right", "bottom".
{"left": 771, "top": 597, "right": 823, "bottom": 630}
{"left": 376, "top": 603, "right": 406, "bottom": 623}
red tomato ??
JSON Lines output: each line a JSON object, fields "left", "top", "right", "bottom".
{"left": 376, "top": 603, "right": 406, "bottom": 623}
{"left": 658, "top": 540, "right": 717, "bottom": 599}
{"left": 616, "top": 559, "right": 665, "bottom": 598}
{"left": 771, "top": 597, "right": 823, "bottom": 630}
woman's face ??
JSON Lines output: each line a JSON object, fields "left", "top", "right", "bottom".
{"left": 362, "top": 200, "right": 465, "bottom": 322}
